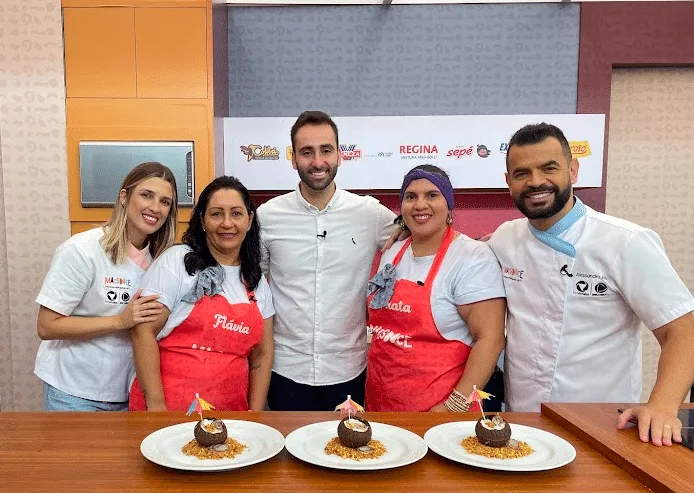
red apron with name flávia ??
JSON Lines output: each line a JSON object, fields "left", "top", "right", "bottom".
{"left": 130, "top": 291, "right": 263, "bottom": 411}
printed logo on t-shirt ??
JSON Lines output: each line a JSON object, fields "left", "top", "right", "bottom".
{"left": 502, "top": 265, "right": 524, "bottom": 282}
{"left": 103, "top": 276, "right": 132, "bottom": 305}
{"left": 212, "top": 314, "right": 251, "bottom": 334}
{"left": 368, "top": 325, "right": 413, "bottom": 349}
{"left": 104, "top": 276, "right": 131, "bottom": 287}
{"left": 383, "top": 300, "right": 412, "bottom": 314}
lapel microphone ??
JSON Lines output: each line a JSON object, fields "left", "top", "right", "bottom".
{"left": 560, "top": 265, "right": 573, "bottom": 277}
{"left": 317, "top": 230, "right": 327, "bottom": 239}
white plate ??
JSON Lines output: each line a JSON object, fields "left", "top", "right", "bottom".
{"left": 140, "top": 420, "right": 285, "bottom": 471}
{"left": 424, "top": 421, "right": 576, "bottom": 472}
{"left": 285, "top": 420, "right": 428, "bottom": 471}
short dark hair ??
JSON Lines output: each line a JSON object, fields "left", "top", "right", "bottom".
{"left": 506, "top": 123, "right": 572, "bottom": 168}
{"left": 182, "top": 176, "right": 261, "bottom": 292}
{"left": 290, "top": 110, "right": 339, "bottom": 151}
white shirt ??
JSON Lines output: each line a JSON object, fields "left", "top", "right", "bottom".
{"left": 377, "top": 234, "right": 506, "bottom": 344}
{"left": 34, "top": 228, "right": 150, "bottom": 402}
{"left": 138, "top": 244, "right": 274, "bottom": 340}
{"left": 489, "top": 206, "right": 694, "bottom": 411}
{"left": 258, "top": 186, "right": 396, "bottom": 385}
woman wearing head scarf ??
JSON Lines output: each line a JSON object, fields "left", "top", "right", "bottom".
{"left": 35, "top": 162, "right": 178, "bottom": 411}
{"left": 129, "top": 176, "right": 274, "bottom": 411}
{"left": 365, "top": 165, "right": 506, "bottom": 412}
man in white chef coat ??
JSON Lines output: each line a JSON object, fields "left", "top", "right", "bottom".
{"left": 488, "top": 123, "right": 694, "bottom": 446}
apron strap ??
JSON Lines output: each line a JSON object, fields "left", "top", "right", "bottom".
{"left": 392, "top": 237, "right": 413, "bottom": 266}
{"left": 390, "top": 227, "right": 456, "bottom": 287}
{"left": 424, "top": 226, "right": 455, "bottom": 286}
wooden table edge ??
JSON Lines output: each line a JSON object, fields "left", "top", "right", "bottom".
{"left": 541, "top": 403, "right": 676, "bottom": 493}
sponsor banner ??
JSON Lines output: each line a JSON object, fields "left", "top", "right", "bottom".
{"left": 222, "top": 114, "right": 605, "bottom": 190}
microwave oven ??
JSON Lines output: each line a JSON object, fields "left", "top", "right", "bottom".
{"left": 79, "top": 141, "right": 194, "bottom": 207}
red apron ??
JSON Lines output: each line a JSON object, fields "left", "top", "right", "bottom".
{"left": 365, "top": 227, "right": 476, "bottom": 412}
{"left": 129, "top": 289, "right": 264, "bottom": 411}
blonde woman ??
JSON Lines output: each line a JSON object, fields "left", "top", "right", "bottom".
{"left": 34, "top": 162, "right": 178, "bottom": 411}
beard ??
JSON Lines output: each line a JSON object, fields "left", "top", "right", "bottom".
{"left": 297, "top": 164, "right": 339, "bottom": 192}
{"left": 513, "top": 183, "right": 572, "bottom": 220}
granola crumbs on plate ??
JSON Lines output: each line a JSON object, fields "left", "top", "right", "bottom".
{"left": 461, "top": 436, "right": 533, "bottom": 459}
{"left": 324, "top": 437, "right": 387, "bottom": 460}
{"left": 181, "top": 437, "right": 246, "bottom": 460}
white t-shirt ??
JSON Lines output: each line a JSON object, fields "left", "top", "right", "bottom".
{"left": 138, "top": 244, "right": 274, "bottom": 340}
{"left": 489, "top": 206, "right": 694, "bottom": 411}
{"left": 377, "top": 234, "right": 506, "bottom": 345}
{"left": 258, "top": 185, "right": 396, "bottom": 385}
{"left": 34, "top": 228, "right": 150, "bottom": 402}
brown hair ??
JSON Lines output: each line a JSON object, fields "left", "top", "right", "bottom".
{"left": 290, "top": 110, "right": 339, "bottom": 151}
{"left": 101, "top": 162, "right": 178, "bottom": 263}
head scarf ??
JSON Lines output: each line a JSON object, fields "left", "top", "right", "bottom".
{"left": 399, "top": 168, "right": 454, "bottom": 210}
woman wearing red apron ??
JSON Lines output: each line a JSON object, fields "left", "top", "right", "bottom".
{"left": 129, "top": 176, "right": 275, "bottom": 411}
{"left": 366, "top": 165, "right": 506, "bottom": 412}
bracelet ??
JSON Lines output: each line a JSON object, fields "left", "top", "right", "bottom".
{"left": 444, "top": 389, "right": 471, "bottom": 412}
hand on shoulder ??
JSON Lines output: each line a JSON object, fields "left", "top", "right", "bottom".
{"left": 119, "top": 289, "right": 163, "bottom": 329}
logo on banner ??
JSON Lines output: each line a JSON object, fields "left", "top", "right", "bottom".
{"left": 239, "top": 144, "right": 280, "bottom": 162}
{"left": 339, "top": 144, "right": 362, "bottom": 161}
{"left": 286, "top": 146, "right": 293, "bottom": 161}
{"left": 498, "top": 142, "right": 590, "bottom": 158}
{"left": 569, "top": 141, "right": 592, "bottom": 158}
{"left": 446, "top": 146, "right": 473, "bottom": 159}
{"left": 476, "top": 145, "right": 491, "bottom": 158}
{"left": 399, "top": 145, "right": 438, "bottom": 160}
{"left": 377, "top": 151, "right": 394, "bottom": 158}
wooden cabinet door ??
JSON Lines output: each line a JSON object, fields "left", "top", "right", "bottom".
{"left": 63, "top": 7, "right": 137, "bottom": 98}
{"left": 135, "top": 8, "right": 208, "bottom": 99}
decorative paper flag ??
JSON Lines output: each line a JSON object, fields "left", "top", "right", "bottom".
{"left": 335, "top": 394, "right": 364, "bottom": 419}
{"left": 186, "top": 393, "right": 216, "bottom": 420}
{"left": 466, "top": 385, "right": 495, "bottom": 420}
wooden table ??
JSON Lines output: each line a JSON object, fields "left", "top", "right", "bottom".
{"left": 0, "top": 411, "right": 646, "bottom": 492}
{"left": 543, "top": 403, "right": 694, "bottom": 493}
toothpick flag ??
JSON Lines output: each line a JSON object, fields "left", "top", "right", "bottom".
{"left": 335, "top": 394, "right": 364, "bottom": 419}
{"left": 466, "top": 385, "right": 495, "bottom": 420}
{"left": 186, "top": 393, "right": 215, "bottom": 420}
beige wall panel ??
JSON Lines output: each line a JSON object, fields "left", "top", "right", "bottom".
{"left": 607, "top": 68, "right": 694, "bottom": 402}
{"left": 0, "top": 0, "right": 70, "bottom": 410}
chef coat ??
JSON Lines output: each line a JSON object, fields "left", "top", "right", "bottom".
{"left": 488, "top": 199, "right": 694, "bottom": 411}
